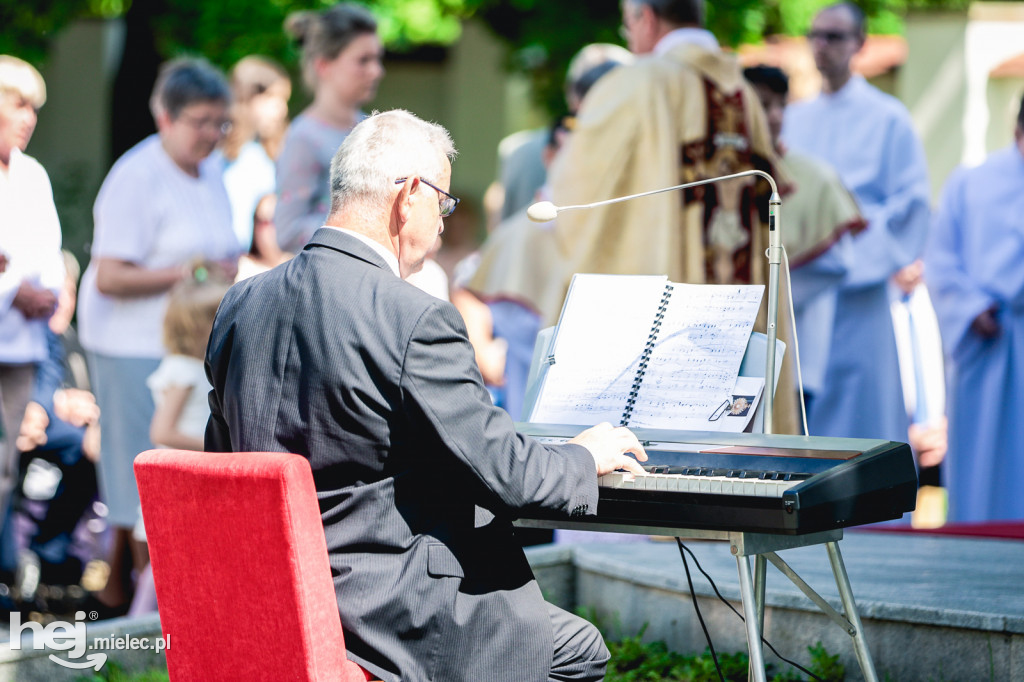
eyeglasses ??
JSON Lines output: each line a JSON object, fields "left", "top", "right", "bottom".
{"left": 177, "top": 112, "right": 232, "bottom": 135}
{"left": 806, "top": 29, "right": 856, "bottom": 43}
{"left": 394, "top": 177, "right": 460, "bottom": 217}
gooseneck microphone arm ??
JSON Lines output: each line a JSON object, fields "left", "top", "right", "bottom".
{"left": 529, "top": 170, "right": 783, "bottom": 434}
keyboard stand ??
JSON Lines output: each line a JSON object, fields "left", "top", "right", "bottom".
{"left": 516, "top": 520, "right": 878, "bottom": 682}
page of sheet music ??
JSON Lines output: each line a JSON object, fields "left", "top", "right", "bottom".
{"left": 529, "top": 274, "right": 668, "bottom": 425}
{"left": 629, "top": 284, "right": 764, "bottom": 430}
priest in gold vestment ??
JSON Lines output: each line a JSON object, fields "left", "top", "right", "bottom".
{"left": 549, "top": 0, "right": 798, "bottom": 432}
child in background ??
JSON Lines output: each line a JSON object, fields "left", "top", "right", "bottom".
{"left": 147, "top": 275, "right": 232, "bottom": 451}
{"left": 129, "top": 274, "right": 231, "bottom": 615}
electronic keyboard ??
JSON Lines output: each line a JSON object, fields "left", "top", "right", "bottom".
{"left": 517, "top": 424, "right": 917, "bottom": 535}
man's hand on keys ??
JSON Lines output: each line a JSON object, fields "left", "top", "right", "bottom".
{"left": 569, "top": 422, "right": 648, "bottom": 476}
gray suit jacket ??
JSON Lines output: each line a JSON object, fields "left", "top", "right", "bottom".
{"left": 206, "top": 228, "right": 599, "bottom": 681}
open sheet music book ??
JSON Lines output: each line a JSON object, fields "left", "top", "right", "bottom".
{"left": 527, "top": 274, "right": 765, "bottom": 432}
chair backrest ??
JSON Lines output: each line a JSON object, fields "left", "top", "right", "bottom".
{"left": 135, "top": 449, "right": 371, "bottom": 682}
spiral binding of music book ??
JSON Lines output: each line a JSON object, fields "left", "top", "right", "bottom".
{"left": 619, "top": 283, "right": 674, "bottom": 427}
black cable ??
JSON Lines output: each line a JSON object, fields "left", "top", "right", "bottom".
{"left": 675, "top": 539, "right": 823, "bottom": 682}
{"left": 676, "top": 538, "right": 725, "bottom": 682}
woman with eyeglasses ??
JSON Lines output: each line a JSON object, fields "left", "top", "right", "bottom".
{"left": 275, "top": 2, "right": 385, "bottom": 252}
{"left": 77, "top": 57, "right": 240, "bottom": 617}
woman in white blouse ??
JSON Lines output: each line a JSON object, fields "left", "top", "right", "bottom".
{"left": 0, "top": 56, "right": 65, "bottom": 559}
{"left": 78, "top": 57, "right": 240, "bottom": 615}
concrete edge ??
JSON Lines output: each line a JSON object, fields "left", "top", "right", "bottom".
{"left": 530, "top": 543, "right": 1024, "bottom": 635}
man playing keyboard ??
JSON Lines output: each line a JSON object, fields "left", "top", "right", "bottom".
{"left": 204, "top": 109, "right": 647, "bottom": 682}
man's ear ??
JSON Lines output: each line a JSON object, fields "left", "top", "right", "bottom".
{"left": 394, "top": 176, "right": 417, "bottom": 225}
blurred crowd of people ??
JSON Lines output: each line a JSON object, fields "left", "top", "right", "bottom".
{"left": 0, "top": 0, "right": 1022, "bottom": 623}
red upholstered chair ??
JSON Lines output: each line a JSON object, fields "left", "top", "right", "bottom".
{"left": 134, "top": 449, "right": 374, "bottom": 681}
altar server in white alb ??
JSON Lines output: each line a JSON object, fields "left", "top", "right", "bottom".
{"left": 924, "top": 95, "right": 1024, "bottom": 523}
{"left": 782, "top": 2, "right": 930, "bottom": 442}
{"left": 743, "top": 65, "right": 864, "bottom": 419}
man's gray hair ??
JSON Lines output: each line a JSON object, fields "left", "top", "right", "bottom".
{"left": 329, "top": 110, "right": 457, "bottom": 213}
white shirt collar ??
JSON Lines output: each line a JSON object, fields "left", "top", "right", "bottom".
{"left": 654, "top": 27, "right": 720, "bottom": 55}
{"left": 325, "top": 226, "right": 401, "bottom": 277}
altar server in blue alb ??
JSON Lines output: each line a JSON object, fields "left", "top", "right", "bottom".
{"left": 782, "top": 2, "right": 930, "bottom": 442}
{"left": 924, "top": 95, "right": 1024, "bottom": 523}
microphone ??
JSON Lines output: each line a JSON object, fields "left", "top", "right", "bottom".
{"left": 531, "top": 170, "right": 785, "bottom": 434}
{"left": 526, "top": 201, "right": 559, "bottom": 222}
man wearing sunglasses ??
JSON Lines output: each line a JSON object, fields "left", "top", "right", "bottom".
{"left": 782, "top": 2, "right": 930, "bottom": 445}
{"left": 205, "top": 109, "right": 648, "bottom": 682}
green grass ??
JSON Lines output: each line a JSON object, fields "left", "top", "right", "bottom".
{"left": 590, "top": 609, "right": 846, "bottom": 682}
{"left": 74, "top": 661, "right": 169, "bottom": 682}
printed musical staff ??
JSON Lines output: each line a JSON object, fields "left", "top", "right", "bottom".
{"left": 528, "top": 274, "right": 764, "bottom": 433}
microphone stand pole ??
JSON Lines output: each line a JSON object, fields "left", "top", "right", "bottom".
{"left": 763, "top": 187, "right": 782, "bottom": 435}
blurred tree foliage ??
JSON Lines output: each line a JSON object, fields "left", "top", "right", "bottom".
{"left": 465, "top": 0, "right": 977, "bottom": 114}
{"left": 0, "top": 0, "right": 985, "bottom": 115}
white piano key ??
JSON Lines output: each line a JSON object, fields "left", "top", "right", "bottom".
{"left": 599, "top": 472, "right": 635, "bottom": 488}
{"left": 776, "top": 480, "right": 799, "bottom": 497}
{"left": 708, "top": 476, "right": 731, "bottom": 494}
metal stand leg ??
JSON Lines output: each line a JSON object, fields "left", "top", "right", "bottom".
{"left": 754, "top": 554, "right": 767, "bottom": 629}
{"left": 736, "top": 554, "right": 767, "bottom": 682}
{"left": 751, "top": 555, "right": 767, "bottom": 681}
{"left": 826, "top": 542, "right": 878, "bottom": 682}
